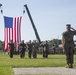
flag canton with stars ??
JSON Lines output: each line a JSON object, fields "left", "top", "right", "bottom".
{"left": 4, "top": 16, "right": 13, "bottom": 28}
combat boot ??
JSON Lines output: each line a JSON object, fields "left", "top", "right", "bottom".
{"left": 69, "top": 64, "right": 73, "bottom": 68}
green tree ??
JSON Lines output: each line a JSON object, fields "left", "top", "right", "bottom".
{"left": 48, "top": 39, "right": 61, "bottom": 47}
{"left": 0, "top": 40, "right": 4, "bottom": 50}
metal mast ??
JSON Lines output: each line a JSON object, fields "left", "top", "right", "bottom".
{"left": 23, "top": 4, "right": 41, "bottom": 44}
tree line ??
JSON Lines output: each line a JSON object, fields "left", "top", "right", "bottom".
{"left": 0, "top": 39, "right": 62, "bottom": 50}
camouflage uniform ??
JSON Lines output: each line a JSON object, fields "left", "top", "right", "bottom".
{"left": 19, "top": 40, "right": 26, "bottom": 58}
{"left": 62, "top": 30, "right": 76, "bottom": 66}
{"left": 41, "top": 41, "right": 49, "bottom": 58}
{"left": 32, "top": 41, "right": 38, "bottom": 58}
{"left": 44, "top": 41, "right": 49, "bottom": 58}
{"left": 27, "top": 41, "right": 33, "bottom": 59}
{"left": 8, "top": 40, "right": 14, "bottom": 58}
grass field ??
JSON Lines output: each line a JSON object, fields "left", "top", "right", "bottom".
{"left": 0, "top": 53, "right": 76, "bottom": 75}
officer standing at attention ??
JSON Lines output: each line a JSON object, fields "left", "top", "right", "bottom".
{"left": 40, "top": 41, "right": 49, "bottom": 58}
{"left": 32, "top": 40, "right": 38, "bottom": 58}
{"left": 62, "top": 24, "right": 76, "bottom": 68}
{"left": 44, "top": 40, "right": 49, "bottom": 58}
{"left": 27, "top": 40, "right": 33, "bottom": 59}
{"left": 19, "top": 40, "right": 26, "bottom": 58}
{"left": 8, "top": 40, "right": 14, "bottom": 58}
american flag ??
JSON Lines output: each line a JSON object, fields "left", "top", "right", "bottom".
{"left": 4, "top": 16, "right": 22, "bottom": 51}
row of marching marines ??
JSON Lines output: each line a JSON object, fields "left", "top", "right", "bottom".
{"left": 7, "top": 40, "right": 49, "bottom": 58}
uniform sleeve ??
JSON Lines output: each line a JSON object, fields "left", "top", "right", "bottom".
{"left": 74, "top": 31, "right": 76, "bottom": 35}
{"left": 62, "top": 32, "right": 64, "bottom": 37}
{"left": 73, "top": 31, "right": 76, "bottom": 35}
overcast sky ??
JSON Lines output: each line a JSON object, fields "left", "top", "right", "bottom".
{"left": 0, "top": 0, "right": 76, "bottom": 42}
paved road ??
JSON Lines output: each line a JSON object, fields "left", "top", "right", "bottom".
{"left": 13, "top": 67, "right": 76, "bottom": 75}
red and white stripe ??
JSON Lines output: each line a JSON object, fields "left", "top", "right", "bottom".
{"left": 4, "top": 16, "right": 22, "bottom": 51}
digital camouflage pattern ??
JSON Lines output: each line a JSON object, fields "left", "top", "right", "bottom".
{"left": 62, "top": 30, "right": 76, "bottom": 48}
{"left": 62, "top": 30, "right": 76, "bottom": 65}
{"left": 8, "top": 41, "right": 14, "bottom": 58}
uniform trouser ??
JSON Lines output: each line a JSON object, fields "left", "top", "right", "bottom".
{"left": 28, "top": 50, "right": 32, "bottom": 58}
{"left": 33, "top": 49, "right": 37, "bottom": 58}
{"left": 20, "top": 49, "right": 25, "bottom": 58}
{"left": 46, "top": 51, "right": 48, "bottom": 58}
{"left": 9, "top": 50, "right": 13, "bottom": 58}
{"left": 65, "top": 47, "right": 74, "bottom": 64}
{"left": 43, "top": 50, "right": 48, "bottom": 58}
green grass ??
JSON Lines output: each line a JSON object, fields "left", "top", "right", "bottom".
{"left": 19, "top": 74, "right": 65, "bottom": 75}
{"left": 0, "top": 53, "right": 76, "bottom": 75}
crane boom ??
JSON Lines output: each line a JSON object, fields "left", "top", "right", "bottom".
{"left": 24, "top": 4, "right": 41, "bottom": 44}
